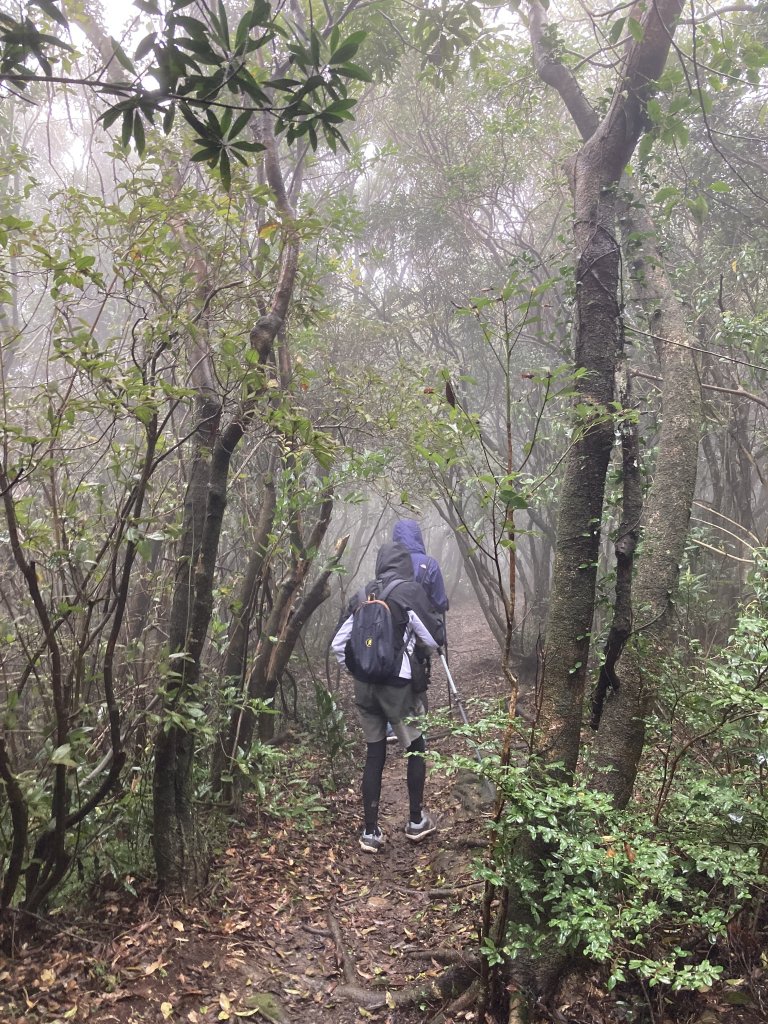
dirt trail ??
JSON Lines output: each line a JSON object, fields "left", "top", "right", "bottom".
{"left": 1, "top": 604, "right": 506, "bottom": 1024}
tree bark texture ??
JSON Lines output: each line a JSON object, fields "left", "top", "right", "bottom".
{"left": 234, "top": 497, "right": 340, "bottom": 755}
{"left": 590, "top": 198, "right": 702, "bottom": 807}
{"left": 152, "top": 394, "right": 221, "bottom": 892}
{"left": 529, "top": 0, "right": 686, "bottom": 769}
{"left": 211, "top": 459, "right": 277, "bottom": 793}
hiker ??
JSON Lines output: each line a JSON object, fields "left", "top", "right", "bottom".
{"left": 392, "top": 518, "right": 449, "bottom": 615}
{"left": 389, "top": 518, "right": 448, "bottom": 717}
{"left": 331, "top": 541, "right": 444, "bottom": 853}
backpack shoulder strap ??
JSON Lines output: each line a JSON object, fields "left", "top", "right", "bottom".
{"left": 378, "top": 578, "right": 406, "bottom": 603}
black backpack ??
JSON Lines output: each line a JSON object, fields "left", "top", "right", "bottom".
{"left": 344, "top": 579, "right": 406, "bottom": 684}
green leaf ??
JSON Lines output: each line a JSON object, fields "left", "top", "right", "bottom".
{"left": 133, "top": 111, "right": 146, "bottom": 155}
{"left": 121, "top": 109, "right": 133, "bottom": 150}
{"left": 219, "top": 147, "right": 231, "bottom": 190}
{"left": 134, "top": 32, "right": 157, "bottom": 62}
{"left": 653, "top": 186, "right": 679, "bottom": 203}
{"left": 228, "top": 107, "right": 252, "bottom": 139}
{"left": 627, "top": 17, "right": 644, "bottom": 43}
{"left": 686, "top": 195, "right": 709, "bottom": 226}
{"left": 310, "top": 27, "right": 321, "bottom": 66}
{"left": 29, "top": 0, "right": 68, "bottom": 28}
{"left": 109, "top": 36, "right": 135, "bottom": 73}
{"left": 338, "top": 61, "right": 373, "bottom": 83}
{"left": 217, "top": 0, "right": 230, "bottom": 48}
{"left": 190, "top": 146, "right": 220, "bottom": 162}
{"left": 99, "top": 105, "right": 123, "bottom": 130}
{"left": 608, "top": 17, "right": 625, "bottom": 44}
{"left": 329, "top": 30, "right": 367, "bottom": 65}
{"left": 230, "top": 139, "right": 265, "bottom": 153}
{"left": 134, "top": 0, "right": 160, "bottom": 15}
{"left": 174, "top": 16, "right": 209, "bottom": 40}
{"left": 499, "top": 485, "right": 528, "bottom": 510}
{"left": 646, "top": 98, "right": 663, "bottom": 123}
{"left": 637, "top": 132, "right": 654, "bottom": 162}
{"left": 51, "top": 743, "right": 77, "bottom": 767}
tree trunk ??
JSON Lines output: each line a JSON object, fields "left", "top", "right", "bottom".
{"left": 590, "top": 199, "right": 701, "bottom": 807}
{"left": 151, "top": 105, "right": 303, "bottom": 889}
{"left": 478, "top": 2, "right": 688, "bottom": 1015}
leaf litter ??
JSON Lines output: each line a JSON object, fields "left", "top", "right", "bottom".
{"left": 0, "top": 611, "right": 500, "bottom": 1023}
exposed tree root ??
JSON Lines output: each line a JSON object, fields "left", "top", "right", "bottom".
{"left": 326, "top": 910, "right": 357, "bottom": 984}
{"left": 406, "top": 947, "right": 480, "bottom": 966}
{"left": 396, "top": 880, "right": 483, "bottom": 897}
{"left": 454, "top": 836, "right": 489, "bottom": 849}
{"left": 327, "top": 908, "right": 479, "bottom": 1010}
{"left": 301, "top": 924, "right": 331, "bottom": 938}
{"left": 334, "top": 963, "right": 478, "bottom": 1010}
{"left": 429, "top": 979, "right": 480, "bottom": 1022}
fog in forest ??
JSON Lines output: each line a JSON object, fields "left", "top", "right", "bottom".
{"left": 1, "top": 2, "right": 768, "bottom": 1022}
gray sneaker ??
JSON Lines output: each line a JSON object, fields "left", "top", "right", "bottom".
{"left": 359, "top": 826, "right": 386, "bottom": 853}
{"left": 405, "top": 813, "right": 437, "bottom": 843}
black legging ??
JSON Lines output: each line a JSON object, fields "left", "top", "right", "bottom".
{"left": 362, "top": 734, "right": 427, "bottom": 832}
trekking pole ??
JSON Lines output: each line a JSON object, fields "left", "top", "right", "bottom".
{"left": 438, "top": 650, "right": 494, "bottom": 799}
{"left": 438, "top": 650, "right": 471, "bottom": 730}
{"left": 440, "top": 614, "right": 452, "bottom": 713}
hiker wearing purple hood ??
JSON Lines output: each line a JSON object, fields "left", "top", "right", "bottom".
{"left": 392, "top": 519, "right": 449, "bottom": 613}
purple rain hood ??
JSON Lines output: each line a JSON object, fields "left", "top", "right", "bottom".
{"left": 392, "top": 518, "right": 427, "bottom": 557}
{"left": 391, "top": 519, "right": 449, "bottom": 612}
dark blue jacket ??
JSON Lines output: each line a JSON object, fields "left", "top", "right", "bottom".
{"left": 392, "top": 519, "right": 449, "bottom": 613}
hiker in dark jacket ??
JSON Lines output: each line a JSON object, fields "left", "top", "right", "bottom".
{"left": 392, "top": 518, "right": 449, "bottom": 613}
{"left": 331, "top": 541, "right": 443, "bottom": 853}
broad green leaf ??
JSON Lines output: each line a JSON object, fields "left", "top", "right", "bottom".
{"left": 608, "top": 17, "right": 625, "bottom": 44}
{"left": 329, "top": 30, "right": 367, "bottom": 65}
{"left": 338, "top": 61, "right": 372, "bottom": 83}
{"left": 51, "top": 744, "right": 77, "bottom": 767}
{"left": 30, "top": 0, "right": 68, "bottom": 27}
{"left": 627, "top": 17, "right": 644, "bottom": 43}
{"left": 134, "top": 32, "right": 157, "bottom": 62}
{"left": 686, "top": 195, "right": 709, "bottom": 225}
{"left": 133, "top": 111, "right": 146, "bottom": 155}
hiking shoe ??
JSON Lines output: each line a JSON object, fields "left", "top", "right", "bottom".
{"left": 359, "top": 827, "right": 386, "bottom": 853}
{"left": 405, "top": 813, "right": 437, "bottom": 843}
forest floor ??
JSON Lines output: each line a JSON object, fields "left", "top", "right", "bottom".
{"left": 1, "top": 604, "right": 505, "bottom": 1024}
{"left": 1, "top": 605, "right": 764, "bottom": 1024}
